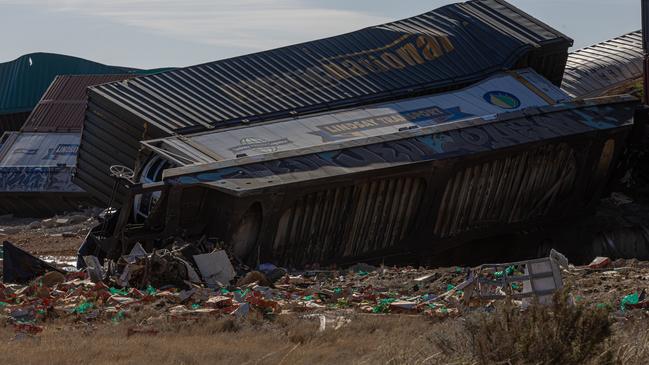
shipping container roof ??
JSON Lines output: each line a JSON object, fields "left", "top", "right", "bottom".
{"left": 561, "top": 31, "right": 643, "bottom": 98}
{"left": 21, "top": 74, "right": 138, "bottom": 133}
{"left": 90, "top": 0, "right": 572, "bottom": 136}
{"left": 0, "top": 53, "right": 173, "bottom": 117}
{"left": 0, "top": 53, "right": 138, "bottom": 115}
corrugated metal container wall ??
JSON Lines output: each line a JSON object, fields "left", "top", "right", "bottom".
{"left": 21, "top": 75, "right": 137, "bottom": 132}
{"left": 89, "top": 0, "right": 572, "bottom": 135}
{"left": 0, "top": 53, "right": 136, "bottom": 116}
{"left": 78, "top": 0, "right": 573, "bottom": 206}
{"left": 561, "top": 31, "right": 643, "bottom": 98}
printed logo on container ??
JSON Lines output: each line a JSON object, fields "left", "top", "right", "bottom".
{"left": 483, "top": 91, "right": 521, "bottom": 109}
{"left": 229, "top": 137, "right": 292, "bottom": 155}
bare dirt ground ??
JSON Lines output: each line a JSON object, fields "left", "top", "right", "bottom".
{"left": 0, "top": 212, "right": 95, "bottom": 256}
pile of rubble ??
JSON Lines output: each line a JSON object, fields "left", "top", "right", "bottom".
{"left": 2, "top": 237, "right": 649, "bottom": 337}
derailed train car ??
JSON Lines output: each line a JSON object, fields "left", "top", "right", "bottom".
{"left": 76, "top": 0, "right": 639, "bottom": 266}
{"left": 98, "top": 74, "right": 637, "bottom": 266}
{"left": 75, "top": 0, "right": 574, "bottom": 207}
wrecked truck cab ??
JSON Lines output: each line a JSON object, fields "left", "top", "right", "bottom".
{"left": 133, "top": 155, "right": 174, "bottom": 222}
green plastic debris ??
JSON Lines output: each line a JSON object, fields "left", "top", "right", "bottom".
{"left": 37, "top": 309, "right": 46, "bottom": 315}
{"left": 446, "top": 284, "right": 464, "bottom": 295}
{"left": 621, "top": 292, "right": 640, "bottom": 311}
{"left": 220, "top": 288, "right": 230, "bottom": 295}
{"left": 357, "top": 271, "right": 369, "bottom": 276}
{"left": 336, "top": 298, "right": 350, "bottom": 307}
{"left": 145, "top": 285, "right": 156, "bottom": 296}
{"left": 372, "top": 298, "right": 397, "bottom": 313}
{"left": 112, "top": 310, "right": 125, "bottom": 323}
{"left": 494, "top": 266, "right": 515, "bottom": 278}
{"left": 109, "top": 287, "right": 129, "bottom": 296}
{"left": 191, "top": 303, "right": 201, "bottom": 310}
{"left": 447, "top": 284, "right": 455, "bottom": 291}
{"left": 511, "top": 283, "right": 521, "bottom": 290}
{"left": 303, "top": 295, "right": 314, "bottom": 301}
{"left": 234, "top": 289, "right": 250, "bottom": 297}
{"left": 427, "top": 303, "right": 448, "bottom": 312}
{"left": 455, "top": 266, "right": 463, "bottom": 273}
{"left": 334, "top": 287, "right": 343, "bottom": 295}
{"left": 0, "top": 301, "right": 8, "bottom": 307}
{"left": 74, "top": 302, "right": 93, "bottom": 314}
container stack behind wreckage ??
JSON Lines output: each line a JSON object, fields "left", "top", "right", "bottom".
{"left": 73, "top": 0, "right": 643, "bottom": 268}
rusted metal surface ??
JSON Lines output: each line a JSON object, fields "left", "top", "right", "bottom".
{"left": 21, "top": 75, "right": 137, "bottom": 133}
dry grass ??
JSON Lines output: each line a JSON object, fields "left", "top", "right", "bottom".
{"left": 0, "top": 314, "right": 450, "bottom": 365}
{"left": 2, "top": 295, "right": 649, "bottom": 365}
{"left": 457, "top": 292, "right": 613, "bottom": 365}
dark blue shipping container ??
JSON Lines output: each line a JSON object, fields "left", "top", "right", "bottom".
{"left": 78, "top": 0, "right": 573, "bottom": 205}
{"left": 88, "top": 0, "right": 572, "bottom": 135}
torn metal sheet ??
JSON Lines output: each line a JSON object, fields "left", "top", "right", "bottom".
{"left": 464, "top": 250, "right": 567, "bottom": 305}
{"left": 2, "top": 241, "right": 64, "bottom": 284}
{"left": 193, "top": 250, "right": 236, "bottom": 288}
{"left": 83, "top": 255, "right": 104, "bottom": 282}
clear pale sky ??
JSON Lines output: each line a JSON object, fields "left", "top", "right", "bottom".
{"left": 0, "top": 0, "right": 641, "bottom": 69}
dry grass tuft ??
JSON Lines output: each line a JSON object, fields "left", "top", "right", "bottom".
{"left": 3, "top": 295, "right": 649, "bottom": 365}
{"left": 460, "top": 290, "right": 613, "bottom": 365}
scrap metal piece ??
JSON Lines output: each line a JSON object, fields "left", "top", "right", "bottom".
{"left": 464, "top": 252, "right": 566, "bottom": 305}
{"left": 83, "top": 256, "right": 104, "bottom": 283}
{"left": 2, "top": 241, "right": 64, "bottom": 283}
{"left": 193, "top": 250, "right": 236, "bottom": 288}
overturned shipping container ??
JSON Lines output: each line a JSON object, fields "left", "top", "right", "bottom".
{"left": 0, "top": 53, "right": 138, "bottom": 134}
{"left": 562, "top": 31, "right": 643, "bottom": 98}
{"left": 0, "top": 75, "right": 137, "bottom": 216}
{"left": 77, "top": 0, "right": 639, "bottom": 266}
{"left": 101, "top": 72, "right": 637, "bottom": 266}
{"left": 76, "top": 0, "right": 573, "bottom": 207}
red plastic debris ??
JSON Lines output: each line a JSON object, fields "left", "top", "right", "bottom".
{"left": 14, "top": 323, "right": 43, "bottom": 335}
{"left": 588, "top": 257, "right": 611, "bottom": 270}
